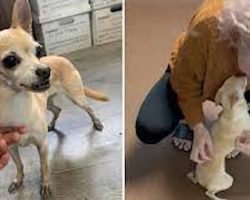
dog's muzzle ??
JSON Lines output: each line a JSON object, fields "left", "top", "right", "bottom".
{"left": 31, "top": 67, "right": 51, "bottom": 92}
{"left": 31, "top": 79, "right": 50, "bottom": 92}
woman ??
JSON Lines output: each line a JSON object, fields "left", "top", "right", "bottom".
{"left": 136, "top": 0, "right": 250, "bottom": 164}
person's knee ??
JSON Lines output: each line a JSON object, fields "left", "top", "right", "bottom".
{"left": 135, "top": 116, "right": 174, "bottom": 144}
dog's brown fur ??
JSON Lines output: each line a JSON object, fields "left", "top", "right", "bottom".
{"left": 41, "top": 55, "right": 109, "bottom": 131}
{"left": 41, "top": 56, "right": 109, "bottom": 102}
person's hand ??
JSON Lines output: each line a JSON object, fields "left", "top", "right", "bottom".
{"left": 235, "top": 131, "right": 250, "bottom": 155}
{"left": 0, "top": 125, "right": 26, "bottom": 169}
{"left": 190, "top": 123, "right": 214, "bottom": 164}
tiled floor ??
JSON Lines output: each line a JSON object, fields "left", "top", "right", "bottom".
{"left": 126, "top": 1, "right": 250, "bottom": 200}
{"left": 0, "top": 41, "right": 122, "bottom": 200}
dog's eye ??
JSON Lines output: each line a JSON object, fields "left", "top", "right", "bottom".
{"left": 2, "top": 52, "right": 21, "bottom": 69}
{"left": 35, "top": 46, "right": 43, "bottom": 58}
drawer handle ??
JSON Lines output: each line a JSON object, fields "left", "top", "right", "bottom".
{"left": 110, "top": 4, "right": 122, "bottom": 12}
{"left": 58, "top": 18, "right": 75, "bottom": 26}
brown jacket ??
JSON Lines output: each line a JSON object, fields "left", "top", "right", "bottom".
{"left": 170, "top": 0, "right": 243, "bottom": 127}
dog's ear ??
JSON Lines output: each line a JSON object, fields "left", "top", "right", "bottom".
{"left": 216, "top": 90, "right": 240, "bottom": 108}
{"left": 239, "top": 76, "right": 248, "bottom": 89}
{"left": 228, "top": 92, "right": 240, "bottom": 108}
{"left": 11, "top": 0, "right": 32, "bottom": 33}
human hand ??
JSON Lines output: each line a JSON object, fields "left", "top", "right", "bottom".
{"left": 190, "top": 123, "right": 214, "bottom": 164}
{"left": 0, "top": 125, "right": 26, "bottom": 169}
{"left": 235, "top": 131, "right": 250, "bottom": 155}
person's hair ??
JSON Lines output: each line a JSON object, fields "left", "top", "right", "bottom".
{"left": 218, "top": 0, "right": 250, "bottom": 46}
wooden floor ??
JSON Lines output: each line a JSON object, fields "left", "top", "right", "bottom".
{"left": 0, "top": 41, "right": 122, "bottom": 200}
{"left": 125, "top": 1, "right": 250, "bottom": 200}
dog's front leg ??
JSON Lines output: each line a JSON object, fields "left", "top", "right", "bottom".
{"left": 37, "top": 140, "right": 51, "bottom": 199}
{"left": 8, "top": 146, "right": 24, "bottom": 194}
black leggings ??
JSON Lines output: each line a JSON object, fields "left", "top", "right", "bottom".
{"left": 136, "top": 70, "right": 184, "bottom": 144}
{"left": 136, "top": 70, "right": 250, "bottom": 145}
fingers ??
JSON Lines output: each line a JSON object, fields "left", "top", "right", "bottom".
{"left": 0, "top": 125, "right": 26, "bottom": 134}
{"left": 192, "top": 152, "right": 210, "bottom": 164}
{"left": 199, "top": 146, "right": 211, "bottom": 162}
{"left": 0, "top": 139, "right": 9, "bottom": 169}
{"left": 236, "top": 135, "right": 250, "bottom": 146}
{"left": 190, "top": 148, "right": 207, "bottom": 164}
{"left": 0, "top": 127, "right": 24, "bottom": 170}
{"left": 0, "top": 139, "right": 7, "bottom": 154}
{"left": 2, "top": 132, "right": 21, "bottom": 145}
{"left": 190, "top": 142, "right": 213, "bottom": 164}
{"left": 0, "top": 126, "right": 18, "bottom": 133}
{"left": 237, "top": 143, "right": 249, "bottom": 153}
{"left": 190, "top": 149, "right": 198, "bottom": 163}
{"left": 240, "top": 131, "right": 250, "bottom": 142}
{"left": 18, "top": 126, "right": 27, "bottom": 134}
{"left": 0, "top": 152, "right": 9, "bottom": 169}
{"left": 235, "top": 136, "right": 243, "bottom": 146}
{"left": 205, "top": 140, "right": 214, "bottom": 158}
{"left": 235, "top": 136, "right": 250, "bottom": 155}
{"left": 190, "top": 152, "right": 205, "bottom": 164}
{"left": 191, "top": 123, "right": 214, "bottom": 164}
{"left": 0, "top": 125, "right": 26, "bottom": 145}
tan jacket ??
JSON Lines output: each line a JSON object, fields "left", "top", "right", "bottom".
{"left": 170, "top": 0, "right": 243, "bottom": 127}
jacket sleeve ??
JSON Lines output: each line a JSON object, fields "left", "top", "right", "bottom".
{"left": 170, "top": 25, "right": 208, "bottom": 127}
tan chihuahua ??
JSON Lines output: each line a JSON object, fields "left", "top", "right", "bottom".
{"left": 0, "top": 0, "right": 108, "bottom": 199}
{"left": 188, "top": 76, "right": 250, "bottom": 200}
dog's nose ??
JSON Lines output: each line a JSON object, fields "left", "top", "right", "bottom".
{"left": 35, "top": 67, "right": 51, "bottom": 79}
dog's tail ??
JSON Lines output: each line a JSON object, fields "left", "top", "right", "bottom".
{"left": 84, "top": 87, "right": 109, "bottom": 102}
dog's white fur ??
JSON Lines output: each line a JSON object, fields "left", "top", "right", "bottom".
{"left": 188, "top": 76, "right": 250, "bottom": 200}
{"left": 0, "top": 0, "right": 108, "bottom": 199}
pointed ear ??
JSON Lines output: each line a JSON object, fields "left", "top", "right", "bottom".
{"left": 11, "top": 0, "right": 32, "bottom": 33}
{"left": 228, "top": 92, "right": 240, "bottom": 108}
{"left": 240, "top": 76, "right": 247, "bottom": 89}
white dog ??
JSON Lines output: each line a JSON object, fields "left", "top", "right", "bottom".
{"left": 188, "top": 76, "right": 250, "bottom": 200}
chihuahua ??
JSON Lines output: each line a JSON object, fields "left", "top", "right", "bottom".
{"left": 0, "top": 0, "right": 108, "bottom": 199}
{"left": 188, "top": 76, "right": 250, "bottom": 200}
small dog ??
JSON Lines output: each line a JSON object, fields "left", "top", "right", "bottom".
{"left": 0, "top": 0, "right": 108, "bottom": 199}
{"left": 188, "top": 76, "right": 250, "bottom": 200}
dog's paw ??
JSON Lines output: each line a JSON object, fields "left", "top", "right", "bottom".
{"left": 8, "top": 180, "right": 23, "bottom": 194}
{"left": 93, "top": 119, "right": 104, "bottom": 131}
{"left": 40, "top": 184, "right": 52, "bottom": 199}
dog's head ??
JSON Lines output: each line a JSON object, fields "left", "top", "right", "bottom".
{"left": 0, "top": 0, "right": 50, "bottom": 92}
{"left": 215, "top": 76, "right": 247, "bottom": 109}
